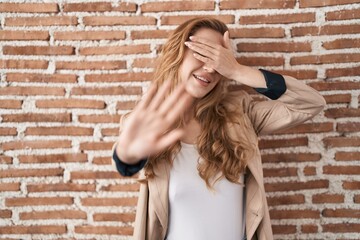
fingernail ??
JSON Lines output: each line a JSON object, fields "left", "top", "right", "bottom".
{"left": 189, "top": 36, "right": 195, "bottom": 40}
{"left": 184, "top": 41, "right": 191, "bottom": 47}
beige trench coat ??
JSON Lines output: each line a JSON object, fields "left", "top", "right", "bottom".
{"left": 130, "top": 76, "right": 326, "bottom": 240}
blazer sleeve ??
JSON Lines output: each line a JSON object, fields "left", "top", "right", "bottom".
{"left": 245, "top": 73, "right": 326, "bottom": 136}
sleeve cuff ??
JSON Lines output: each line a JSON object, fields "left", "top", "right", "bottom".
{"left": 112, "top": 149, "right": 147, "bottom": 177}
{"left": 254, "top": 69, "right": 287, "bottom": 100}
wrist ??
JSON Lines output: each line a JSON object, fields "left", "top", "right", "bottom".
{"left": 115, "top": 141, "right": 139, "bottom": 165}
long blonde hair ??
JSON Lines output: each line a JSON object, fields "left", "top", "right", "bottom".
{"left": 144, "top": 17, "right": 254, "bottom": 189}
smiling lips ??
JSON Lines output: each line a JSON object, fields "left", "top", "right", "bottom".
{"left": 193, "top": 74, "right": 211, "bottom": 85}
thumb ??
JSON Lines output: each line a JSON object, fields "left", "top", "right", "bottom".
{"left": 223, "top": 31, "right": 231, "bottom": 49}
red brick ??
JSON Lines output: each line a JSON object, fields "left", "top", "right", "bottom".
{"left": 301, "top": 224, "right": 318, "bottom": 233}
{"left": 0, "top": 3, "right": 58, "bottom": 12}
{"left": 272, "top": 225, "right": 296, "bottom": 234}
{"left": 337, "top": 122, "right": 360, "bottom": 132}
{"left": 0, "top": 156, "right": 12, "bottom": 164}
{"left": 323, "top": 94, "right": 351, "bottom": 104}
{"left": 0, "top": 87, "right": 65, "bottom": 96}
{"left": 78, "top": 114, "right": 120, "bottom": 124}
{"left": 267, "top": 194, "right": 305, "bottom": 206}
{"left": 327, "top": 8, "right": 360, "bottom": 20}
{"left": 71, "top": 171, "right": 124, "bottom": 180}
{"left": 81, "top": 197, "right": 137, "bottom": 206}
{"left": 20, "top": 210, "right": 87, "bottom": 220}
{"left": 304, "top": 166, "right": 317, "bottom": 176}
{"left": 0, "top": 31, "right": 49, "bottom": 40}
{"left": 326, "top": 66, "right": 360, "bottom": 78}
{"left": 80, "top": 142, "right": 113, "bottom": 151}
{"left": 117, "top": 101, "right": 137, "bottom": 110}
{"left": 240, "top": 12, "right": 315, "bottom": 24}
{"left": 291, "top": 24, "right": 360, "bottom": 37}
{"left": 323, "top": 137, "right": 360, "bottom": 148}
{"left": 335, "top": 151, "right": 360, "bottom": 161}
{"left": 27, "top": 183, "right": 95, "bottom": 192}
{"left": 93, "top": 213, "right": 135, "bottom": 222}
{"left": 79, "top": 44, "right": 150, "bottom": 55}
{"left": 0, "top": 210, "right": 12, "bottom": 218}
{"left": 6, "top": 73, "right": 77, "bottom": 83}
{"left": 142, "top": 1, "right": 214, "bottom": 12}
{"left": 131, "top": 30, "right": 171, "bottom": 39}
{"left": 101, "top": 128, "right": 118, "bottom": 137}
{"left": 263, "top": 167, "right": 297, "bottom": 177}
{"left": 230, "top": 27, "right": 285, "bottom": 38}
{"left": 0, "top": 168, "right": 63, "bottom": 178}
{"left": 0, "top": 59, "right": 48, "bottom": 69}
{"left": 63, "top": 2, "right": 112, "bottom": 12}
{"left": 6, "top": 197, "right": 73, "bottom": 206}
{"left": 322, "top": 208, "right": 360, "bottom": 218}
{"left": 343, "top": 181, "right": 360, "bottom": 190}
{"left": 259, "top": 137, "right": 308, "bottom": 149}
{"left": 71, "top": 86, "right": 142, "bottom": 96}
{"left": 325, "top": 108, "right": 360, "bottom": 119}
{"left": 270, "top": 209, "right": 320, "bottom": 219}
{"left": 323, "top": 165, "right": 360, "bottom": 175}
{"left": 36, "top": 99, "right": 106, "bottom": 109}
{"left": 220, "top": 0, "right": 296, "bottom": 9}
{"left": 0, "top": 225, "right": 66, "bottom": 234}
{"left": 86, "top": 72, "right": 152, "bottom": 83}
{"left": 262, "top": 153, "right": 321, "bottom": 163}
{"left": 0, "top": 182, "right": 20, "bottom": 192}
{"left": 93, "top": 157, "right": 112, "bottom": 165}
{"left": 83, "top": 16, "right": 156, "bottom": 26}
{"left": 291, "top": 53, "right": 360, "bottom": 65}
{"left": 3, "top": 46, "right": 74, "bottom": 55}
{"left": 0, "top": 99, "right": 22, "bottom": 109}
{"left": 322, "top": 223, "right": 360, "bottom": 233}
{"left": 237, "top": 42, "right": 311, "bottom": 52}
{"left": 312, "top": 193, "right": 344, "bottom": 203}
{"left": 0, "top": 128, "right": 17, "bottom": 136}
{"left": 1, "top": 113, "right": 70, "bottom": 123}
{"left": 323, "top": 39, "right": 360, "bottom": 50}
{"left": 308, "top": 81, "right": 360, "bottom": 91}
{"left": 75, "top": 225, "right": 133, "bottom": 235}
{"left": 1, "top": 140, "right": 71, "bottom": 151}
{"left": 300, "top": 0, "right": 360, "bottom": 7}
{"left": 18, "top": 153, "right": 87, "bottom": 164}
{"left": 161, "top": 15, "right": 234, "bottom": 25}
{"left": 265, "top": 180, "right": 329, "bottom": 192}
{"left": 112, "top": 2, "right": 137, "bottom": 12}
{"left": 100, "top": 183, "right": 140, "bottom": 192}
{"left": 237, "top": 57, "right": 284, "bottom": 66}
{"left": 25, "top": 127, "right": 93, "bottom": 136}
{"left": 132, "top": 58, "right": 156, "bottom": 68}
{"left": 5, "top": 16, "right": 77, "bottom": 26}
{"left": 54, "top": 31, "right": 125, "bottom": 40}
{"left": 56, "top": 61, "right": 126, "bottom": 70}
{"left": 355, "top": 195, "right": 360, "bottom": 203}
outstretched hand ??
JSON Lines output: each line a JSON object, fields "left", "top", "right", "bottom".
{"left": 185, "top": 31, "right": 239, "bottom": 80}
{"left": 116, "top": 81, "right": 194, "bottom": 164}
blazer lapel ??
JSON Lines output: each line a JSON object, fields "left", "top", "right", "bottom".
{"left": 147, "top": 160, "right": 170, "bottom": 238}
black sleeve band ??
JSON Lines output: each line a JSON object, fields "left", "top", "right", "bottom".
{"left": 254, "top": 69, "right": 287, "bottom": 100}
{"left": 113, "top": 150, "right": 147, "bottom": 177}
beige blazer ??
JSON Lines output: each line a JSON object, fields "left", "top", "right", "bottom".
{"left": 130, "top": 76, "right": 326, "bottom": 240}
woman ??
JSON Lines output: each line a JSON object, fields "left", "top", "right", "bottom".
{"left": 112, "top": 17, "right": 326, "bottom": 240}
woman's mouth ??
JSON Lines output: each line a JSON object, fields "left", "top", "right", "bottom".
{"left": 193, "top": 74, "right": 211, "bottom": 85}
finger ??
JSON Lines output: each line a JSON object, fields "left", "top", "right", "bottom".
{"left": 157, "top": 83, "right": 188, "bottom": 116}
{"left": 185, "top": 42, "right": 216, "bottom": 60}
{"left": 223, "top": 31, "right": 231, "bottom": 49}
{"left": 189, "top": 35, "right": 219, "bottom": 49}
{"left": 164, "top": 91, "right": 193, "bottom": 125}
{"left": 147, "top": 79, "right": 171, "bottom": 111}
{"left": 155, "top": 129, "right": 185, "bottom": 152}
{"left": 193, "top": 52, "right": 212, "bottom": 65}
{"left": 136, "top": 83, "right": 157, "bottom": 111}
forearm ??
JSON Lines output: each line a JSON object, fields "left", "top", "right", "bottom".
{"left": 230, "top": 64, "right": 267, "bottom": 88}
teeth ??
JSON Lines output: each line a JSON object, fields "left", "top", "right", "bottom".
{"left": 194, "top": 75, "right": 210, "bottom": 83}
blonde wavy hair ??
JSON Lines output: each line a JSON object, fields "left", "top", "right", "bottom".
{"left": 143, "top": 17, "right": 255, "bottom": 189}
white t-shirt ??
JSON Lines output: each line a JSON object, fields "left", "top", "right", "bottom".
{"left": 166, "top": 142, "right": 245, "bottom": 240}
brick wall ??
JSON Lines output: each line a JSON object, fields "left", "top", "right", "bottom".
{"left": 0, "top": 0, "right": 359, "bottom": 239}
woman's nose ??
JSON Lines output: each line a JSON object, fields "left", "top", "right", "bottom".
{"left": 203, "top": 66, "right": 215, "bottom": 73}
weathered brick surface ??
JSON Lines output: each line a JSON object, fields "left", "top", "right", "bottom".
{"left": 0, "top": 0, "right": 358, "bottom": 239}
